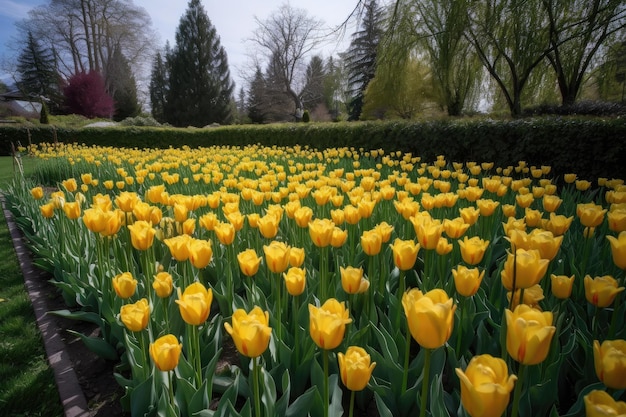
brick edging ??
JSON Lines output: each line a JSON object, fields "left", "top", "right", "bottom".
{"left": 1, "top": 195, "right": 91, "bottom": 417}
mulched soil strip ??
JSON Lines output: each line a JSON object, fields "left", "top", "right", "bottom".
{"left": 1, "top": 195, "right": 91, "bottom": 417}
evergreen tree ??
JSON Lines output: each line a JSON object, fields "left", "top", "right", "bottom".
{"left": 301, "top": 55, "right": 327, "bottom": 111}
{"left": 107, "top": 45, "right": 140, "bottom": 121}
{"left": 165, "top": 0, "right": 234, "bottom": 127}
{"left": 343, "top": 0, "right": 383, "bottom": 120}
{"left": 149, "top": 46, "right": 170, "bottom": 123}
{"left": 247, "top": 67, "right": 268, "bottom": 123}
{"left": 17, "top": 31, "right": 62, "bottom": 113}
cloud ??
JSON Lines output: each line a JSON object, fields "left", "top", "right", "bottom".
{"left": 1, "top": 1, "right": 35, "bottom": 20}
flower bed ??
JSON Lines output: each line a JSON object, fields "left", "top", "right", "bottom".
{"left": 4, "top": 142, "right": 626, "bottom": 417}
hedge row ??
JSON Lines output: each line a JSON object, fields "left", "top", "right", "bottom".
{"left": 1, "top": 117, "right": 625, "bottom": 181}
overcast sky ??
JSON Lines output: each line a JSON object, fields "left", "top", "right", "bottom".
{"left": 0, "top": 0, "right": 366, "bottom": 90}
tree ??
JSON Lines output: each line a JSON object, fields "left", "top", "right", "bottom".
{"left": 466, "top": 0, "right": 551, "bottom": 116}
{"left": 165, "top": 0, "right": 234, "bottom": 126}
{"left": 597, "top": 40, "right": 626, "bottom": 102}
{"left": 149, "top": 46, "right": 170, "bottom": 123}
{"left": 344, "top": 0, "right": 384, "bottom": 120}
{"left": 247, "top": 67, "right": 268, "bottom": 123}
{"left": 251, "top": 4, "right": 324, "bottom": 120}
{"left": 19, "top": 0, "right": 155, "bottom": 98}
{"left": 301, "top": 55, "right": 327, "bottom": 111}
{"left": 544, "top": 0, "right": 626, "bottom": 106}
{"left": 107, "top": 45, "right": 140, "bottom": 121}
{"left": 63, "top": 70, "right": 114, "bottom": 118}
{"left": 410, "top": 0, "right": 481, "bottom": 115}
{"left": 323, "top": 56, "right": 347, "bottom": 121}
{"left": 16, "top": 31, "right": 62, "bottom": 112}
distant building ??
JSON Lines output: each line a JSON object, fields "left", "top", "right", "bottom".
{"left": 0, "top": 90, "right": 43, "bottom": 118}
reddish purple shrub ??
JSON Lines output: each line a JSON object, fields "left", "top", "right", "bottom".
{"left": 63, "top": 71, "right": 114, "bottom": 118}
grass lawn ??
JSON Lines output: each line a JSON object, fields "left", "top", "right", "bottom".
{"left": 0, "top": 155, "right": 64, "bottom": 416}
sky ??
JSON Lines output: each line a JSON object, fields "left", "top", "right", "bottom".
{"left": 0, "top": 0, "right": 363, "bottom": 91}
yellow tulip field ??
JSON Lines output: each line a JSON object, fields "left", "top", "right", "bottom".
{"left": 3, "top": 142, "right": 626, "bottom": 417}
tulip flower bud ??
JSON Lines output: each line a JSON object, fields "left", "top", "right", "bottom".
{"left": 112, "top": 272, "right": 137, "bottom": 299}
{"left": 189, "top": 238, "right": 213, "bottom": 269}
{"left": 176, "top": 282, "right": 213, "bottom": 326}
{"left": 289, "top": 247, "right": 305, "bottom": 268}
{"left": 263, "top": 240, "right": 291, "bottom": 274}
{"left": 584, "top": 275, "right": 625, "bottom": 308}
{"left": 284, "top": 267, "right": 306, "bottom": 296}
{"left": 452, "top": 265, "right": 485, "bottom": 297}
{"left": 340, "top": 266, "right": 369, "bottom": 295}
{"left": 237, "top": 248, "right": 262, "bottom": 277}
{"left": 606, "top": 231, "right": 626, "bottom": 270}
{"left": 309, "top": 218, "right": 335, "bottom": 248}
{"left": 593, "top": 339, "right": 626, "bottom": 389}
{"left": 150, "top": 334, "right": 182, "bottom": 372}
{"left": 505, "top": 304, "right": 555, "bottom": 365}
{"left": 390, "top": 238, "right": 420, "bottom": 271}
{"left": 403, "top": 288, "right": 456, "bottom": 349}
{"left": 456, "top": 354, "right": 517, "bottom": 417}
{"left": 31, "top": 187, "right": 44, "bottom": 200}
{"left": 338, "top": 346, "right": 376, "bottom": 392}
{"left": 584, "top": 390, "right": 626, "bottom": 417}
{"left": 128, "top": 220, "right": 156, "bottom": 251}
{"left": 224, "top": 306, "right": 272, "bottom": 358}
{"left": 120, "top": 298, "right": 150, "bottom": 332}
{"left": 550, "top": 274, "right": 574, "bottom": 300}
{"left": 458, "top": 236, "right": 490, "bottom": 265}
{"left": 153, "top": 272, "right": 173, "bottom": 298}
{"left": 309, "top": 298, "right": 352, "bottom": 350}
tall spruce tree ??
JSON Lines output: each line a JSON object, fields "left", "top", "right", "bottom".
{"left": 344, "top": 0, "right": 383, "bottom": 121}
{"left": 165, "top": 0, "right": 234, "bottom": 126}
{"left": 17, "top": 31, "right": 62, "bottom": 113}
{"left": 301, "top": 55, "right": 327, "bottom": 112}
{"left": 149, "top": 46, "right": 170, "bottom": 123}
{"left": 107, "top": 45, "right": 140, "bottom": 121}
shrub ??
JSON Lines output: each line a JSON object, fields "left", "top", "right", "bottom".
{"left": 63, "top": 71, "right": 114, "bottom": 119}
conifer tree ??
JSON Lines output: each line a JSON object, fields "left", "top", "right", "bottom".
{"left": 107, "top": 45, "right": 140, "bottom": 121}
{"left": 17, "top": 31, "right": 62, "bottom": 113}
{"left": 344, "top": 0, "right": 383, "bottom": 121}
{"left": 165, "top": 0, "right": 234, "bottom": 126}
{"left": 149, "top": 46, "right": 170, "bottom": 123}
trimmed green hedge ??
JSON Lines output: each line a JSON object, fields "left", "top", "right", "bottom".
{"left": 1, "top": 118, "right": 624, "bottom": 181}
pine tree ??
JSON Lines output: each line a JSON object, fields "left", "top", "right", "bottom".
{"left": 149, "top": 45, "right": 170, "bottom": 123}
{"left": 247, "top": 67, "right": 268, "bottom": 123}
{"left": 17, "top": 31, "right": 62, "bottom": 113}
{"left": 343, "top": 0, "right": 383, "bottom": 121}
{"left": 301, "top": 55, "right": 327, "bottom": 111}
{"left": 107, "top": 45, "right": 140, "bottom": 121}
{"left": 165, "top": 0, "right": 234, "bottom": 127}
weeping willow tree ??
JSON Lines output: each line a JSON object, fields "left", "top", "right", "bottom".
{"left": 377, "top": 0, "right": 481, "bottom": 116}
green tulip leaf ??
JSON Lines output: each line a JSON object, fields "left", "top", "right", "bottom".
{"left": 49, "top": 308, "right": 103, "bottom": 325}
{"left": 429, "top": 372, "right": 451, "bottom": 417}
{"left": 66, "top": 329, "right": 118, "bottom": 360}
{"left": 261, "top": 365, "right": 277, "bottom": 417}
{"left": 285, "top": 385, "right": 316, "bottom": 417}
{"left": 374, "top": 391, "right": 394, "bottom": 417}
{"left": 329, "top": 374, "right": 344, "bottom": 417}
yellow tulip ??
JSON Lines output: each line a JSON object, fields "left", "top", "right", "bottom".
{"left": 542, "top": 195, "right": 562, "bottom": 213}
{"left": 361, "top": 229, "right": 382, "bottom": 256}
{"left": 390, "top": 238, "right": 420, "bottom": 271}
{"left": 338, "top": 346, "right": 376, "bottom": 392}
{"left": 608, "top": 209, "right": 626, "bottom": 233}
{"left": 550, "top": 274, "right": 575, "bottom": 300}
{"left": 505, "top": 304, "right": 555, "bottom": 365}
{"left": 357, "top": 199, "right": 376, "bottom": 218}
{"left": 544, "top": 213, "right": 574, "bottom": 236}
{"left": 127, "top": 220, "right": 156, "bottom": 251}
{"left": 214, "top": 222, "right": 236, "bottom": 245}
{"left": 455, "top": 354, "right": 517, "bottom": 417}
{"left": 132, "top": 202, "right": 162, "bottom": 225}
{"left": 112, "top": 272, "right": 137, "bottom": 299}
{"left": 182, "top": 218, "right": 196, "bottom": 235}
{"left": 176, "top": 282, "right": 213, "bottom": 326}
{"left": 226, "top": 211, "right": 245, "bottom": 231}
{"left": 500, "top": 249, "right": 549, "bottom": 291}
{"left": 507, "top": 284, "right": 544, "bottom": 310}
{"left": 199, "top": 212, "right": 219, "bottom": 231}
{"left": 153, "top": 272, "right": 173, "bottom": 298}
{"left": 63, "top": 201, "right": 81, "bottom": 219}
{"left": 374, "top": 221, "right": 394, "bottom": 242}
{"left": 309, "top": 218, "right": 335, "bottom": 248}
{"left": 502, "top": 204, "right": 517, "bottom": 218}
{"left": 452, "top": 265, "right": 485, "bottom": 297}
{"left": 237, "top": 248, "right": 262, "bottom": 277}
{"left": 415, "top": 219, "right": 443, "bottom": 250}
{"left": 294, "top": 206, "right": 314, "bottom": 228}
{"left": 289, "top": 247, "right": 305, "bottom": 268}
{"left": 284, "top": 267, "right": 306, "bottom": 296}
{"left": 100, "top": 209, "right": 123, "bottom": 237}
{"left": 524, "top": 208, "right": 543, "bottom": 228}
{"left": 443, "top": 217, "right": 470, "bottom": 239}
{"left": 577, "top": 203, "right": 607, "bottom": 228}
{"left": 606, "top": 231, "right": 626, "bottom": 270}
{"left": 30, "top": 186, "right": 44, "bottom": 200}
{"left": 173, "top": 203, "right": 188, "bottom": 223}
{"left": 594, "top": 339, "right": 626, "bottom": 389}
{"left": 309, "top": 298, "right": 352, "bottom": 350}
{"left": 150, "top": 334, "right": 182, "bottom": 372}
{"left": 527, "top": 229, "right": 563, "bottom": 260}
{"left": 164, "top": 234, "right": 192, "bottom": 261}
{"left": 459, "top": 206, "right": 480, "bottom": 225}
{"left": 458, "top": 236, "right": 490, "bottom": 265}
{"left": 436, "top": 237, "right": 453, "bottom": 255}
{"left": 476, "top": 199, "right": 500, "bottom": 217}
{"left": 584, "top": 390, "right": 626, "bottom": 417}
{"left": 61, "top": 178, "right": 78, "bottom": 192}
{"left": 340, "top": 266, "right": 369, "bottom": 295}
{"left": 584, "top": 275, "right": 625, "bottom": 308}
{"left": 330, "top": 208, "right": 345, "bottom": 225}
{"left": 402, "top": 288, "right": 456, "bottom": 349}
{"left": 120, "top": 298, "right": 150, "bottom": 332}
{"left": 224, "top": 306, "right": 272, "bottom": 358}
{"left": 263, "top": 240, "right": 291, "bottom": 274}
{"left": 564, "top": 173, "right": 577, "bottom": 183}
{"left": 330, "top": 227, "right": 348, "bottom": 248}
{"left": 257, "top": 214, "right": 278, "bottom": 239}
{"left": 115, "top": 191, "right": 140, "bottom": 213}
{"left": 189, "top": 238, "right": 213, "bottom": 269}
{"left": 82, "top": 207, "right": 107, "bottom": 234}
{"left": 40, "top": 202, "right": 55, "bottom": 218}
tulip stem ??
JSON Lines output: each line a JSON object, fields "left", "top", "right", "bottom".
{"left": 419, "top": 348, "right": 432, "bottom": 417}
{"left": 324, "top": 349, "right": 330, "bottom": 417}
{"left": 167, "top": 370, "right": 175, "bottom": 411}
{"left": 190, "top": 324, "right": 202, "bottom": 389}
{"left": 396, "top": 270, "right": 406, "bottom": 330}
{"left": 348, "top": 390, "right": 355, "bottom": 417}
{"left": 253, "top": 357, "right": 262, "bottom": 417}
{"left": 510, "top": 363, "right": 526, "bottom": 417}
{"left": 456, "top": 296, "right": 465, "bottom": 359}
{"left": 276, "top": 272, "right": 283, "bottom": 343}
{"left": 608, "top": 291, "right": 622, "bottom": 339}
{"left": 402, "top": 327, "right": 411, "bottom": 392}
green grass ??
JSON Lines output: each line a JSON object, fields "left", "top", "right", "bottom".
{"left": 0, "top": 157, "right": 64, "bottom": 415}
{"left": 0, "top": 156, "right": 38, "bottom": 187}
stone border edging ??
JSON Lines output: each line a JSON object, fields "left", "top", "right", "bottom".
{"left": 1, "top": 195, "right": 91, "bottom": 417}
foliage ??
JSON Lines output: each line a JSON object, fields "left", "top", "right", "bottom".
{"left": 107, "top": 46, "right": 141, "bottom": 122}
{"left": 39, "top": 100, "right": 49, "bottom": 125}
{"left": 344, "top": 0, "right": 384, "bottom": 121}
{"left": 302, "top": 110, "right": 310, "bottom": 123}
{"left": 118, "top": 115, "right": 163, "bottom": 127}
{"left": 63, "top": 71, "right": 114, "bottom": 119}
{"left": 149, "top": 47, "right": 170, "bottom": 123}
{"left": 301, "top": 56, "right": 327, "bottom": 112}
